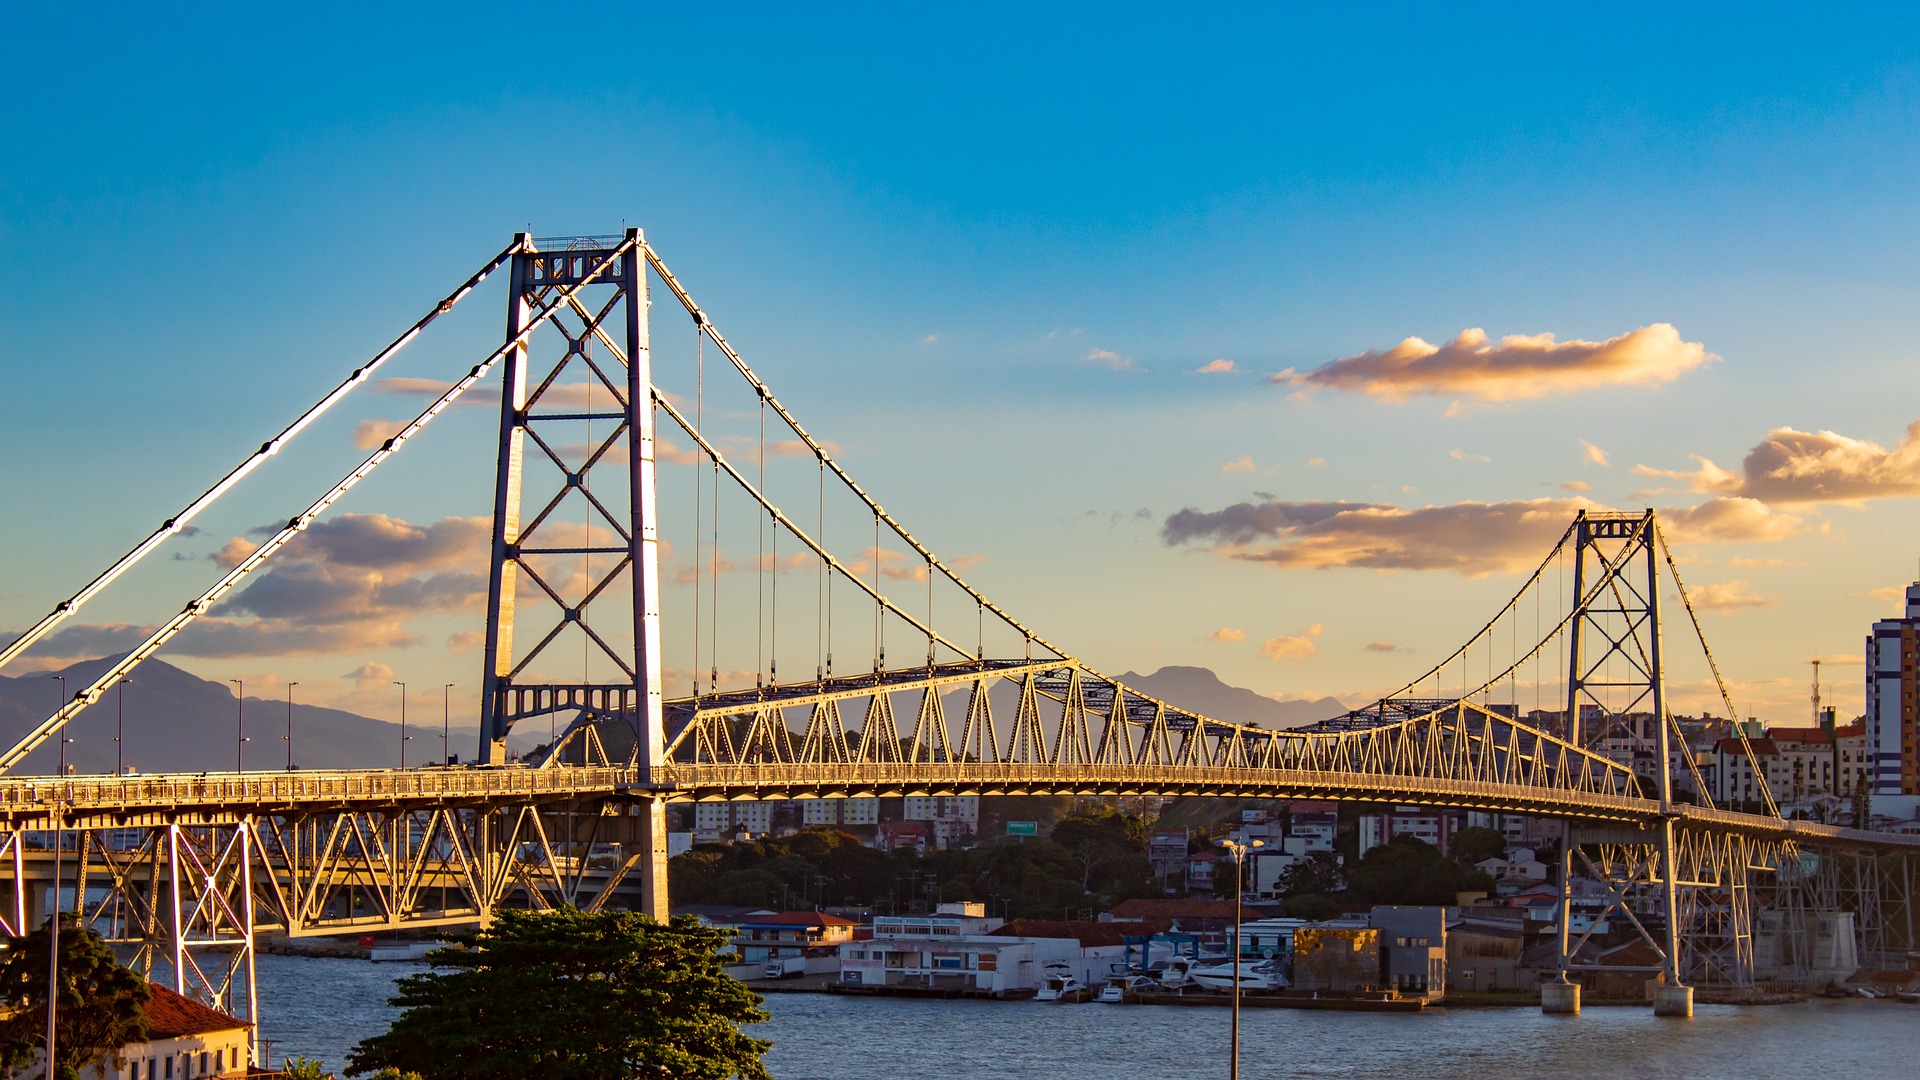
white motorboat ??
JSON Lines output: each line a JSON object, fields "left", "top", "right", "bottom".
{"left": 1035, "top": 972, "right": 1083, "bottom": 1002}
{"left": 1189, "top": 959, "right": 1287, "bottom": 992}
{"left": 1151, "top": 955, "right": 1203, "bottom": 990}
{"left": 1097, "top": 975, "right": 1155, "bottom": 1003}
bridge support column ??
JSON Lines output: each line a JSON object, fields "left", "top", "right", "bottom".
{"left": 1652, "top": 983, "right": 1693, "bottom": 1017}
{"left": 638, "top": 798, "right": 668, "bottom": 920}
{"left": 1541, "top": 978, "right": 1580, "bottom": 1014}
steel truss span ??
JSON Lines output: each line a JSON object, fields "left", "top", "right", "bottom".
{"left": 3, "top": 231, "right": 1920, "bottom": 1027}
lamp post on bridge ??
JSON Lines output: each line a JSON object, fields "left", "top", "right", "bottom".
{"left": 285, "top": 682, "right": 298, "bottom": 771}
{"left": 229, "top": 678, "right": 247, "bottom": 772}
{"left": 443, "top": 683, "right": 455, "bottom": 766}
{"left": 1218, "top": 837, "right": 1263, "bottom": 1080}
{"left": 115, "top": 676, "right": 133, "bottom": 775}
{"left": 394, "top": 682, "right": 410, "bottom": 769}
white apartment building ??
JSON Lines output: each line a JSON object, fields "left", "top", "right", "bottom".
{"left": 802, "top": 798, "right": 879, "bottom": 826}
{"left": 1866, "top": 584, "right": 1920, "bottom": 817}
{"left": 693, "top": 800, "right": 778, "bottom": 836}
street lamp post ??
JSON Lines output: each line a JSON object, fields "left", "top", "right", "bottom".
{"left": 285, "top": 683, "right": 299, "bottom": 771}
{"left": 229, "top": 679, "right": 246, "bottom": 772}
{"left": 443, "top": 683, "right": 455, "bottom": 766}
{"left": 1218, "top": 837, "right": 1263, "bottom": 1080}
{"left": 47, "top": 676, "right": 66, "bottom": 1074}
{"left": 394, "top": 682, "right": 409, "bottom": 769}
{"left": 115, "top": 677, "right": 132, "bottom": 775}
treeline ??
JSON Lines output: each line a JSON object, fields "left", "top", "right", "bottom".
{"left": 669, "top": 810, "right": 1157, "bottom": 917}
{"left": 669, "top": 808, "right": 1508, "bottom": 918}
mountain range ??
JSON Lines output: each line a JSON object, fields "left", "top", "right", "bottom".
{"left": 0, "top": 656, "right": 504, "bottom": 774}
{"left": 0, "top": 658, "right": 1341, "bottom": 776}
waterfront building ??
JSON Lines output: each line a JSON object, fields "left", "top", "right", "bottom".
{"left": 1371, "top": 906, "right": 1448, "bottom": 996}
{"left": 1447, "top": 909, "right": 1527, "bottom": 991}
{"left": 1867, "top": 583, "right": 1920, "bottom": 817}
{"left": 112, "top": 985, "right": 252, "bottom": 1079}
{"left": 837, "top": 907, "right": 1127, "bottom": 996}
{"left": 731, "top": 910, "right": 860, "bottom": 968}
{"left": 1292, "top": 926, "right": 1382, "bottom": 992}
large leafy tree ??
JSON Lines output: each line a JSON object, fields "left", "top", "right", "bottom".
{"left": 345, "top": 910, "right": 770, "bottom": 1080}
{"left": 0, "top": 919, "right": 151, "bottom": 1080}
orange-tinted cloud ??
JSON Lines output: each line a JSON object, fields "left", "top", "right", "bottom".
{"left": 1636, "top": 420, "right": 1920, "bottom": 505}
{"left": 1164, "top": 494, "right": 1795, "bottom": 577}
{"left": 1206, "top": 627, "right": 1246, "bottom": 643}
{"left": 1686, "top": 580, "right": 1778, "bottom": 612}
{"left": 1195, "top": 359, "right": 1235, "bottom": 374}
{"left": 1277, "top": 324, "right": 1712, "bottom": 403}
{"left": 1261, "top": 636, "right": 1317, "bottom": 661}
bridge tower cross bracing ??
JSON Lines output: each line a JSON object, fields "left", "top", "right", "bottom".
{"left": 477, "top": 230, "right": 668, "bottom": 916}
{"left": 1561, "top": 509, "right": 1693, "bottom": 1002}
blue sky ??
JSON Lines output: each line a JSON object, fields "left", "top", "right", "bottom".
{"left": 7, "top": 4, "right": 1920, "bottom": 727}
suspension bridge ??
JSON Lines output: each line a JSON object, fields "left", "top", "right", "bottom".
{"left": 0, "top": 230, "right": 1915, "bottom": 1030}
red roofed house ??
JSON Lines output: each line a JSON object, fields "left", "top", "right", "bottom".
{"left": 731, "top": 910, "right": 860, "bottom": 968}
{"left": 115, "top": 984, "right": 252, "bottom": 1079}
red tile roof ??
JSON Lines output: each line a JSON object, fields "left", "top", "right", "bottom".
{"left": 739, "top": 910, "right": 860, "bottom": 928}
{"left": 1767, "top": 727, "right": 1833, "bottom": 746}
{"left": 1716, "top": 737, "right": 1778, "bottom": 756}
{"left": 144, "top": 984, "right": 249, "bottom": 1038}
{"left": 992, "top": 919, "right": 1172, "bottom": 947}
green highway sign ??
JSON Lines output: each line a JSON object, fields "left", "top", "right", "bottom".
{"left": 1006, "top": 821, "right": 1039, "bottom": 836}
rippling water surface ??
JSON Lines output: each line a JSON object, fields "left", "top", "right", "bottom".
{"left": 252, "top": 954, "right": 1912, "bottom": 1079}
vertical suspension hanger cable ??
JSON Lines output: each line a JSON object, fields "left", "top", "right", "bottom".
{"left": 710, "top": 456, "right": 719, "bottom": 691}
{"left": 692, "top": 320, "right": 704, "bottom": 697}
{"left": 757, "top": 387, "right": 766, "bottom": 689}
{"left": 873, "top": 511, "right": 882, "bottom": 672}
{"left": 820, "top": 454, "right": 830, "bottom": 679}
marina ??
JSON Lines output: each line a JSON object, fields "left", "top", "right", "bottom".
{"left": 251, "top": 953, "right": 1920, "bottom": 1080}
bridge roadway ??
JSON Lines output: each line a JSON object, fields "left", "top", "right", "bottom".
{"left": 3, "top": 761, "right": 1916, "bottom": 854}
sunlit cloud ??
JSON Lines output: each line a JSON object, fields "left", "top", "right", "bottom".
{"left": 1195, "top": 359, "right": 1235, "bottom": 374}
{"left": 1448, "top": 449, "right": 1491, "bottom": 463}
{"left": 1205, "top": 627, "right": 1246, "bottom": 643}
{"left": 1275, "top": 324, "right": 1712, "bottom": 403}
{"left": 1084, "top": 349, "right": 1138, "bottom": 372}
{"left": 1580, "top": 439, "right": 1611, "bottom": 467}
{"left": 1163, "top": 493, "right": 1798, "bottom": 578}
{"left": 1561, "top": 481, "right": 1591, "bottom": 492}
{"left": 1261, "top": 635, "right": 1317, "bottom": 661}
{"left": 1686, "top": 579, "right": 1778, "bottom": 612}
{"left": 1364, "top": 641, "right": 1409, "bottom": 653}
{"left": 1636, "top": 420, "right": 1920, "bottom": 505}
{"left": 1221, "top": 456, "right": 1255, "bottom": 474}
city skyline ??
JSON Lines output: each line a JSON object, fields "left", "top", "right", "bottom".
{"left": 9, "top": 7, "right": 1920, "bottom": 728}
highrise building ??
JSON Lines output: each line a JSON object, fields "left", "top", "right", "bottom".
{"left": 1865, "top": 584, "right": 1920, "bottom": 817}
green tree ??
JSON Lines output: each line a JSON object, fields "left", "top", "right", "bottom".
{"left": 1347, "top": 836, "right": 1495, "bottom": 906}
{"left": 1276, "top": 851, "right": 1346, "bottom": 897}
{"left": 1448, "top": 826, "right": 1507, "bottom": 867}
{"left": 346, "top": 910, "right": 770, "bottom": 1080}
{"left": 0, "top": 920, "right": 151, "bottom": 1080}
{"left": 281, "top": 1057, "right": 334, "bottom": 1080}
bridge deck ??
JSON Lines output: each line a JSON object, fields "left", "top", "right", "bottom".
{"left": 2, "top": 765, "right": 1914, "bottom": 853}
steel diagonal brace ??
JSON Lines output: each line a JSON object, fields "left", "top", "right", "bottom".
{"left": 0, "top": 238, "right": 526, "bottom": 676}
{"left": 0, "top": 238, "right": 635, "bottom": 773}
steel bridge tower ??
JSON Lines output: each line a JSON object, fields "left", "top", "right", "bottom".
{"left": 477, "top": 230, "right": 668, "bottom": 916}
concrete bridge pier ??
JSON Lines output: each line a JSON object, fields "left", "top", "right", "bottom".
{"left": 1653, "top": 983, "right": 1694, "bottom": 1017}
{"left": 1540, "top": 978, "right": 1580, "bottom": 1014}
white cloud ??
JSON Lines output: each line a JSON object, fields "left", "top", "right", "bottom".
{"left": 1687, "top": 580, "right": 1778, "bottom": 612}
{"left": 1580, "top": 439, "right": 1611, "bottom": 467}
{"left": 1637, "top": 420, "right": 1920, "bottom": 505}
{"left": 1195, "top": 359, "right": 1235, "bottom": 374}
{"left": 1277, "top": 324, "right": 1713, "bottom": 402}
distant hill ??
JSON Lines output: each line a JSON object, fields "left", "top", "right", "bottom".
{"left": 1114, "top": 666, "right": 1345, "bottom": 729}
{"left": 0, "top": 656, "right": 530, "bottom": 775}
